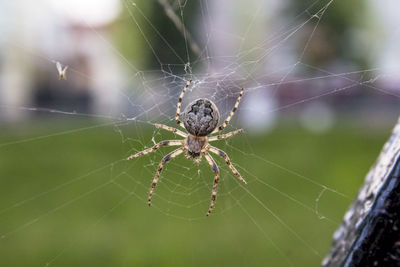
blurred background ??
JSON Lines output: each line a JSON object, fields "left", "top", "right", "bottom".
{"left": 0, "top": 0, "right": 399, "bottom": 266}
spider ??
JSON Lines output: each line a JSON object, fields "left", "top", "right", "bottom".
{"left": 127, "top": 80, "right": 247, "bottom": 216}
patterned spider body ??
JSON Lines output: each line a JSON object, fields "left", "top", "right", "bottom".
{"left": 182, "top": 98, "right": 219, "bottom": 159}
{"left": 127, "top": 80, "right": 246, "bottom": 216}
{"left": 183, "top": 98, "right": 220, "bottom": 136}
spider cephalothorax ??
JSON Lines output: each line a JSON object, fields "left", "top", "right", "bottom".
{"left": 185, "top": 135, "right": 207, "bottom": 159}
{"left": 127, "top": 80, "right": 246, "bottom": 216}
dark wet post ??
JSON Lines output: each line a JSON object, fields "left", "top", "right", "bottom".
{"left": 323, "top": 117, "right": 400, "bottom": 267}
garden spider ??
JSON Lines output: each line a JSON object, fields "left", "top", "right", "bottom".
{"left": 127, "top": 80, "right": 246, "bottom": 216}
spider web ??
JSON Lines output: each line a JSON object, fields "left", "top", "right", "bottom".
{"left": 0, "top": 0, "right": 399, "bottom": 266}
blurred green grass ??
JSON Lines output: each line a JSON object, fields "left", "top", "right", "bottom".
{"left": 0, "top": 121, "right": 390, "bottom": 266}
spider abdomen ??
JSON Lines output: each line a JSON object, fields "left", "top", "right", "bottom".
{"left": 182, "top": 98, "right": 220, "bottom": 136}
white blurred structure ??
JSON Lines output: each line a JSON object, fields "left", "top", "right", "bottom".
{"left": 369, "top": 0, "right": 400, "bottom": 86}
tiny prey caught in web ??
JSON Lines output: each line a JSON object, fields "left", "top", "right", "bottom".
{"left": 56, "top": 61, "right": 68, "bottom": 80}
{"left": 127, "top": 80, "right": 247, "bottom": 216}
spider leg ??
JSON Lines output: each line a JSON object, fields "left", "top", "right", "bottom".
{"left": 204, "top": 152, "right": 219, "bottom": 216}
{"left": 148, "top": 147, "right": 185, "bottom": 206}
{"left": 212, "top": 88, "right": 244, "bottom": 134}
{"left": 126, "top": 140, "right": 183, "bottom": 160}
{"left": 154, "top": 123, "right": 187, "bottom": 137}
{"left": 208, "top": 145, "right": 247, "bottom": 184}
{"left": 208, "top": 129, "right": 243, "bottom": 142}
{"left": 175, "top": 80, "right": 192, "bottom": 129}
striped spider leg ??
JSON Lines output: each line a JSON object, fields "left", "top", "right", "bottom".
{"left": 154, "top": 123, "right": 187, "bottom": 137}
{"left": 206, "top": 129, "right": 245, "bottom": 214}
{"left": 126, "top": 140, "right": 186, "bottom": 206}
{"left": 147, "top": 147, "right": 185, "bottom": 206}
{"left": 208, "top": 145, "right": 247, "bottom": 185}
{"left": 127, "top": 139, "right": 184, "bottom": 160}
{"left": 175, "top": 80, "right": 192, "bottom": 129}
{"left": 212, "top": 88, "right": 244, "bottom": 134}
{"left": 208, "top": 128, "right": 243, "bottom": 142}
{"left": 203, "top": 138, "right": 246, "bottom": 216}
{"left": 204, "top": 152, "right": 219, "bottom": 216}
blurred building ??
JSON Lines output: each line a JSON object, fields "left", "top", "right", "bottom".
{"left": 0, "top": 0, "right": 124, "bottom": 121}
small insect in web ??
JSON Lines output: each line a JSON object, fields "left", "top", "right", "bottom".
{"left": 56, "top": 61, "right": 68, "bottom": 80}
{"left": 127, "top": 80, "right": 247, "bottom": 216}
